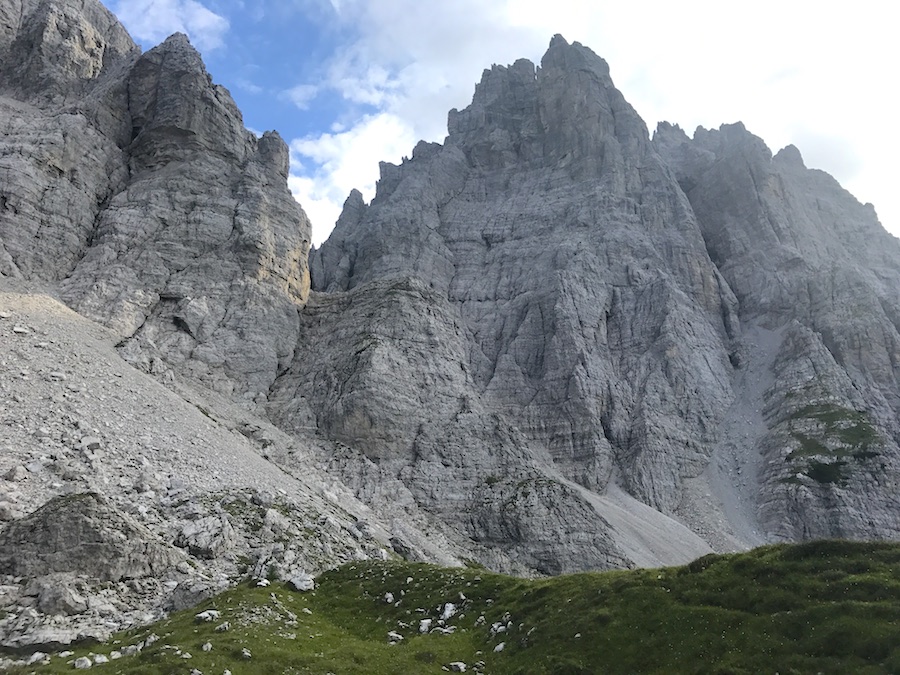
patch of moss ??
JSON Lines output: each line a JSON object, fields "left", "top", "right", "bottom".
{"left": 806, "top": 459, "right": 848, "bottom": 484}
{"left": 788, "top": 403, "right": 879, "bottom": 453}
{"left": 785, "top": 403, "right": 881, "bottom": 484}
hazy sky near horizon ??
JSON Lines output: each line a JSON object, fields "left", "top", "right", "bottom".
{"left": 110, "top": 0, "right": 897, "bottom": 246}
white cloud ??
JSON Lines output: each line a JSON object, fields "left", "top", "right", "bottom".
{"left": 289, "top": 113, "right": 418, "bottom": 244}
{"left": 287, "top": 0, "right": 898, "bottom": 243}
{"left": 111, "top": 0, "right": 229, "bottom": 52}
{"left": 282, "top": 84, "right": 319, "bottom": 110}
{"left": 234, "top": 77, "right": 264, "bottom": 94}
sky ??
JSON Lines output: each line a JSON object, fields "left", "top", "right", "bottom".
{"left": 108, "top": 0, "right": 898, "bottom": 246}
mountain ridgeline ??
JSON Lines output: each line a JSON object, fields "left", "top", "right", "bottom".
{"left": 1, "top": 0, "right": 900, "bottom": 651}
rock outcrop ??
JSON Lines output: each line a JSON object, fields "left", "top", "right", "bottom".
{"left": 654, "top": 121, "right": 900, "bottom": 540}
{"left": 0, "top": 281, "right": 424, "bottom": 649}
{"left": 0, "top": 0, "right": 391, "bottom": 650}
{"left": 297, "top": 37, "right": 742, "bottom": 570}
{"left": 0, "top": 492, "right": 181, "bottom": 580}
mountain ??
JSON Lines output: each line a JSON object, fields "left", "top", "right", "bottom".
{"left": 1, "top": 0, "right": 899, "bottom": 652}
{"left": 304, "top": 35, "right": 900, "bottom": 565}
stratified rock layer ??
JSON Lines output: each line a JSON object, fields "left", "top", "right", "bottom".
{"left": 0, "top": 1, "right": 311, "bottom": 400}
{"left": 299, "top": 37, "right": 739, "bottom": 570}
{"left": 654, "top": 122, "right": 900, "bottom": 540}
{"left": 302, "top": 36, "right": 900, "bottom": 569}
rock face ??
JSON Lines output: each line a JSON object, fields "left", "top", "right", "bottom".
{"left": 0, "top": 1, "right": 389, "bottom": 651}
{"left": 303, "top": 35, "right": 900, "bottom": 568}
{"left": 0, "top": 282, "right": 412, "bottom": 649}
{"left": 0, "top": 0, "right": 311, "bottom": 401}
{"left": 653, "top": 122, "right": 900, "bottom": 541}
{"left": 2, "top": 0, "right": 900, "bottom": 650}
{"left": 298, "top": 36, "right": 740, "bottom": 570}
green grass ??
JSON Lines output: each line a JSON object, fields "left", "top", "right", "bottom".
{"left": 785, "top": 403, "right": 881, "bottom": 483}
{"left": 7, "top": 541, "right": 900, "bottom": 674}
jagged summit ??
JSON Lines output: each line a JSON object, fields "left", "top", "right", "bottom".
{"left": 445, "top": 35, "right": 644, "bottom": 177}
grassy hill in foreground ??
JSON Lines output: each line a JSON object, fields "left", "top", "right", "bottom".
{"left": 6, "top": 540, "right": 900, "bottom": 674}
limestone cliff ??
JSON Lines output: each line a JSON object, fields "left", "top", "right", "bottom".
{"left": 300, "top": 37, "right": 740, "bottom": 570}
{"left": 654, "top": 121, "right": 900, "bottom": 541}
{"left": 303, "top": 36, "right": 900, "bottom": 569}
{"left": 0, "top": 0, "right": 311, "bottom": 401}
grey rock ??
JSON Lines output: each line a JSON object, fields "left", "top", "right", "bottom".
{"left": 0, "top": 0, "right": 310, "bottom": 401}
{"left": 0, "top": 0, "right": 898, "bottom": 653}
{"left": 0, "top": 501, "right": 18, "bottom": 520}
{"left": 3, "top": 465, "right": 28, "bottom": 482}
{"left": 32, "top": 577, "right": 88, "bottom": 615}
{"left": 654, "top": 122, "right": 900, "bottom": 541}
{"left": 297, "top": 34, "right": 900, "bottom": 571}
{"left": 26, "top": 651, "right": 48, "bottom": 664}
{"left": 168, "top": 582, "right": 217, "bottom": 611}
{"left": 287, "top": 574, "right": 315, "bottom": 592}
{"left": 78, "top": 437, "right": 101, "bottom": 451}
{"left": 58, "top": 33, "right": 311, "bottom": 400}
{"left": 74, "top": 655, "right": 92, "bottom": 669}
{"left": 194, "top": 610, "right": 220, "bottom": 623}
{"left": 176, "top": 515, "right": 237, "bottom": 559}
{"left": 0, "top": 492, "right": 181, "bottom": 580}
{"left": 291, "top": 36, "right": 732, "bottom": 572}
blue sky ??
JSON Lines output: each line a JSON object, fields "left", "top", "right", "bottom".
{"left": 108, "top": 1, "right": 898, "bottom": 246}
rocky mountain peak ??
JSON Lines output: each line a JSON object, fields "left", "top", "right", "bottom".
{"left": 127, "top": 29, "right": 252, "bottom": 172}
{"left": 445, "top": 35, "right": 646, "bottom": 178}
{"left": 0, "top": 0, "right": 311, "bottom": 400}
{"left": 307, "top": 32, "right": 900, "bottom": 576}
{"left": 773, "top": 143, "right": 805, "bottom": 168}
{"left": 540, "top": 33, "right": 611, "bottom": 77}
